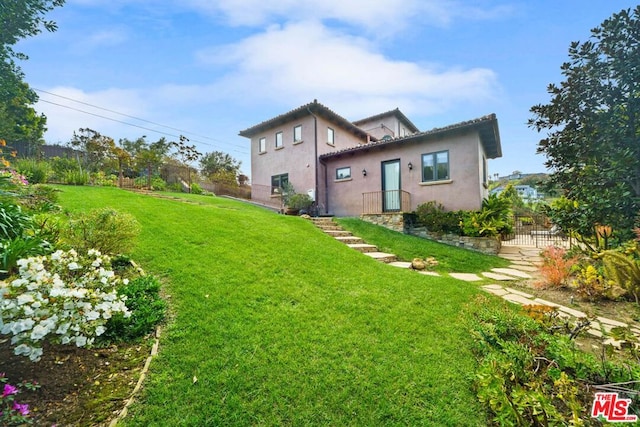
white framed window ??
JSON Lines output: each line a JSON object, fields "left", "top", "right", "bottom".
{"left": 327, "top": 127, "right": 335, "bottom": 145}
{"left": 422, "top": 150, "right": 449, "bottom": 182}
{"left": 259, "top": 137, "right": 266, "bottom": 153}
{"left": 275, "top": 131, "right": 283, "bottom": 148}
{"left": 293, "top": 125, "right": 302, "bottom": 143}
{"left": 335, "top": 167, "right": 351, "bottom": 180}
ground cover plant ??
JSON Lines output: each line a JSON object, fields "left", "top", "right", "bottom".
{"left": 52, "top": 186, "right": 503, "bottom": 426}
{"left": 336, "top": 217, "right": 510, "bottom": 274}
{"left": 0, "top": 176, "right": 166, "bottom": 425}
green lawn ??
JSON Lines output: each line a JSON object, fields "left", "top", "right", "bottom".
{"left": 56, "top": 186, "right": 501, "bottom": 426}
{"left": 336, "top": 217, "right": 511, "bottom": 274}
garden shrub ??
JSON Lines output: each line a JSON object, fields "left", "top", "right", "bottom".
{"left": 63, "top": 208, "right": 140, "bottom": 255}
{"left": 151, "top": 177, "right": 167, "bottom": 191}
{"left": 602, "top": 250, "right": 640, "bottom": 303}
{"left": 0, "top": 250, "right": 131, "bottom": 361}
{"left": 0, "top": 237, "right": 50, "bottom": 278}
{"left": 100, "top": 275, "right": 166, "bottom": 342}
{"left": 572, "top": 264, "right": 611, "bottom": 301}
{"left": 464, "top": 295, "right": 640, "bottom": 426}
{"left": 13, "top": 159, "right": 50, "bottom": 184}
{"left": 190, "top": 182, "right": 203, "bottom": 195}
{"left": 90, "top": 171, "right": 117, "bottom": 187}
{"left": 415, "top": 201, "right": 461, "bottom": 234}
{"left": 0, "top": 374, "right": 38, "bottom": 425}
{"left": 537, "top": 246, "right": 579, "bottom": 289}
{"left": 0, "top": 202, "right": 32, "bottom": 240}
{"left": 49, "top": 156, "right": 80, "bottom": 182}
{"left": 63, "top": 170, "right": 89, "bottom": 185}
{"left": 18, "top": 184, "right": 60, "bottom": 213}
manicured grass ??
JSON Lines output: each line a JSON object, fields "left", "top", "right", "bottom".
{"left": 56, "top": 186, "right": 490, "bottom": 426}
{"left": 336, "top": 217, "right": 510, "bottom": 274}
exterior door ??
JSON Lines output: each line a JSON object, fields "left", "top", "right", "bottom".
{"left": 382, "top": 159, "right": 401, "bottom": 212}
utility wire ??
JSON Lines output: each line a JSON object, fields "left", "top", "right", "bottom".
{"left": 32, "top": 88, "right": 249, "bottom": 154}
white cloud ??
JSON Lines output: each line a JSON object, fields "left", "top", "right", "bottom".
{"left": 73, "top": 28, "right": 129, "bottom": 52}
{"left": 198, "top": 21, "right": 499, "bottom": 118}
{"left": 185, "top": 0, "right": 512, "bottom": 32}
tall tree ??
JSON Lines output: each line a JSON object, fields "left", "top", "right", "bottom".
{"left": 68, "top": 128, "right": 116, "bottom": 172}
{"left": 529, "top": 6, "right": 640, "bottom": 241}
{"left": 0, "top": 1, "right": 65, "bottom": 147}
{"left": 200, "top": 151, "right": 242, "bottom": 178}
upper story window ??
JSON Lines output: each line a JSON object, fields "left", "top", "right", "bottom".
{"left": 275, "top": 131, "right": 283, "bottom": 148}
{"left": 259, "top": 137, "right": 266, "bottom": 153}
{"left": 293, "top": 125, "right": 302, "bottom": 143}
{"left": 422, "top": 150, "right": 449, "bottom": 182}
{"left": 327, "top": 127, "right": 335, "bottom": 145}
{"left": 335, "top": 167, "right": 351, "bottom": 180}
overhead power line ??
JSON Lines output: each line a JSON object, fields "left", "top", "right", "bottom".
{"left": 34, "top": 88, "right": 250, "bottom": 155}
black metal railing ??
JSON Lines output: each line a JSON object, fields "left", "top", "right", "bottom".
{"left": 362, "top": 190, "right": 411, "bottom": 214}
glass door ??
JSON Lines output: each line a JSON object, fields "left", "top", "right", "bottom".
{"left": 382, "top": 159, "right": 401, "bottom": 212}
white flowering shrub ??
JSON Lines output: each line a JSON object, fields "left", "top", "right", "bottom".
{"left": 0, "top": 249, "right": 131, "bottom": 362}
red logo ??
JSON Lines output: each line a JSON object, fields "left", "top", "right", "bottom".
{"left": 591, "top": 392, "right": 638, "bottom": 422}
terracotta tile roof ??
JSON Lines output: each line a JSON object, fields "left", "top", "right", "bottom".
{"left": 238, "top": 99, "right": 372, "bottom": 140}
{"left": 319, "top": 113, "right": 502, "bottom": 160}
{"left": 352, "top": 108, "right": 420, "bottom": 134}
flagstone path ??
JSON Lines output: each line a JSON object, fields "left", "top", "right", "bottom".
{"left": 309, "top": 217, "right": 639, "bottom": 347}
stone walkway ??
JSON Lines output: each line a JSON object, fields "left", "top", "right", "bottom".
{"left": 310, "top": 217, "right": 639, "bottom": 347}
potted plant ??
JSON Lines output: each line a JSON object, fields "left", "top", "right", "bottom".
{"left": 286, "top": 193, "right": 313, "bottom": 215}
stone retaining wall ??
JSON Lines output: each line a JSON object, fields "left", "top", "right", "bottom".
{"left": 360, "top": 213, "right": 501, "bottom": 255}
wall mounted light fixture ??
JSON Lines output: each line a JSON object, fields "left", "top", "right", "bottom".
{"left": 362, "top": 169, "right": 367, "bottom": 177}
{"left": 408, "top": 162, "right": 413, "bottom": 170}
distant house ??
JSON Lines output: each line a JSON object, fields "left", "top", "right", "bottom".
{"left": 491, "top": 184, "right": 540, "bottom": 201}
{"left": 239, "top": 100, "right": 502, "bottom": 216}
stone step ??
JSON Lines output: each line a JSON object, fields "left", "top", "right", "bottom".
{"left": 347, "top": 243, "right": 379, "bottom": 253}
{"left": 316, "top": 224, "right": 342, "bottom": 231}
{"left": 311, "top": 218, "right": 335, "bottom": 225}
{"left": 364, "top": 252, "right": 397, "bottom": 263}
{"left": 335, "top": 236, "right": 364, "bottom": 244}
{"left": 323, "top": 230, "right": 352, "bottom": 237}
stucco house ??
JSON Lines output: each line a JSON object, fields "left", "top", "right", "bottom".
{"left": 239, "top": 100, "right": 502, "bottom": 217}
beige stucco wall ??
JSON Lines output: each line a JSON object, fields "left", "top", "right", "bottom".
{"left": 250, "top": 114, "right": 366, "bottom": 208}
{"left": 355, "top": 116, "right": 410, "bottom": 139}
{"left": 323, "top": 130, "right": 487, "bottom": 217}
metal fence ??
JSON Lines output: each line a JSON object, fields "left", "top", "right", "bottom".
{"left": 502, "top": 214, "right": 574, "bottom": 248}
{"left": 362, "top": 190, "right": 411, "bottom": 214}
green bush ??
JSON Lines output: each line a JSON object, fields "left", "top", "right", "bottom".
{"left": 101, "top": 275, "right": 166, "bottom": 342}
{"left": 0, "top": 236, "right": 50, "bottom": 278}
{"left": 13, "top": 158, "right": 50, "bottom": 184}
{"left": 0, "top": 202, "right": 32, "bottom": 240}
{"left": 151, "top": 177, "right": 167, "bottom": 191}
{"left": 464, "top": 295, "right": 640, "bottom": 426}
{"left": 91, "top": 171, "right": 118, "bottom": 187}
{"left": 287, "top": 193, "right": 313, "bottom": 210}
{"left": 415, "top": 201, "right": 462, "bottom": 234}
{"left": 49, "top": 156, "right": 81, "bottom": 182}
{"left": 63, "top": 208, "right": 140, "bottom": 255}
{"left": 63, "top": 170, "right": 89, "bottom": 185}
{"left": 167, "top": 182, "right": 182, "bottom": 192}
{"left": 190, "top": 182, "right": 203, "bottom": 195}
{"left": 18, "top": 184, "right": 60, "bottom": 213}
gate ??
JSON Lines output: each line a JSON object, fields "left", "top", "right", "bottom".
{"left": 502, "top": 214, "right": 573, "bottom": 248}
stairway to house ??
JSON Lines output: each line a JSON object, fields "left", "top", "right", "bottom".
{"left": 310, "top": 217, "right": 397, "bottom": 263}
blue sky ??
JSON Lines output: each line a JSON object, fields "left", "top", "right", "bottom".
{"left": 15, "top": 0, "right": 639, "bottom": 179}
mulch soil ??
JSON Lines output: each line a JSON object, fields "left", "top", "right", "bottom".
{"left": 0, "top": 338, "right": 152, "bottom": 426}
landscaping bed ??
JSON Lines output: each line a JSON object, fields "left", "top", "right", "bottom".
{"left": 0, "top": 338, "right": 153, "bottom": 426}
